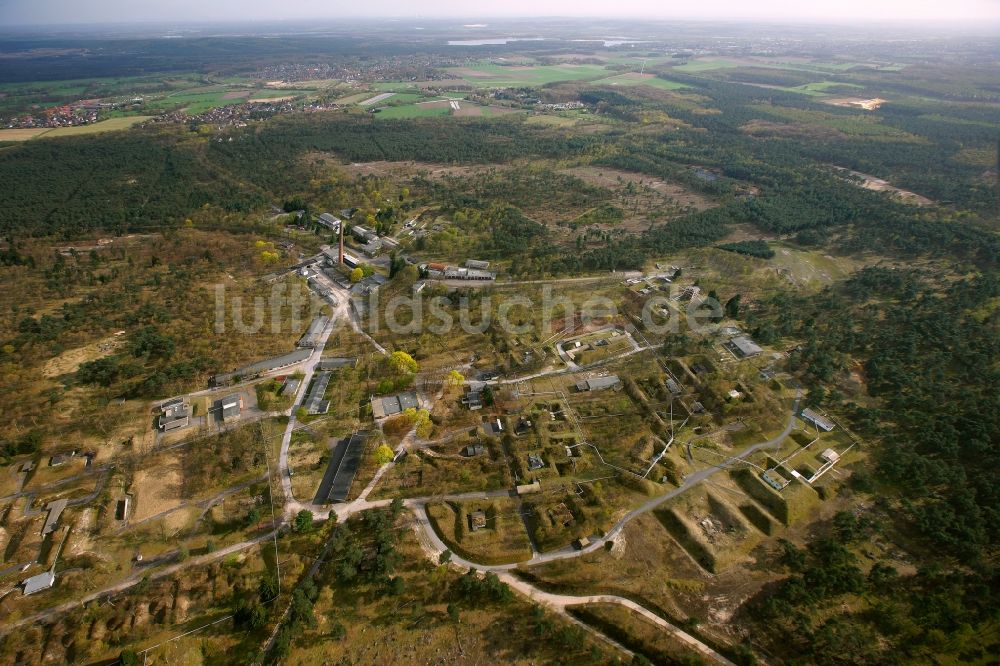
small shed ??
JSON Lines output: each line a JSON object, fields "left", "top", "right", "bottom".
{"left": 468, "top": 510, "right": 487, "bottom": 532}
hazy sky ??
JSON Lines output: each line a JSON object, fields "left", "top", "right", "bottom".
{"left": 2, "top": 0, "right": 999, "bottom": 25}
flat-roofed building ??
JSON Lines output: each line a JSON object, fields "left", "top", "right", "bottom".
{"left": 158, "top": 398, "right": 191, "bottom": 431}
{"left": 726, "top": 336, "right": 763, "bottom": 358}
{"left": 801, "top": 408, "right": 836, "bottom": 432}
{"left": 218, "top": 395, "right": 242, "bottom": 422}
{"left": 297, "top": 315, "right": 330, "bottom": 348}
{"left": 371, "top": 391, "right": 419, "bottom": 419}
{"left": 304, "top": 372, "right": 332, "bottom": 415}
{"left": 576, "top": 375, "right": 621, "bottom": 392}
{"left": 22, "top": 571, "right": 55, "bottom": 595}
{"left": 317, "top": 213, "right": 341, "bottom": 232}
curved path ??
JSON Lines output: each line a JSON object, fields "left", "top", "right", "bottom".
{"left": 5, "top": 263, "right": 798, "bottom": 666}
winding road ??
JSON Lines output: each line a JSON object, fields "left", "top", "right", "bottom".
{"left": 5, "top": 264, "right": 800, "bottom": 666}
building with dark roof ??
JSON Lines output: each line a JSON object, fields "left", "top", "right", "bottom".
{"left": 218, "top": 395, "right": 242, "bottom": 422}
{"left": 317, "top": 357, "right": 358, "bottom": 371}
{"left": 304, "top": 372, "right": 332, "bottom": 415}
{"left": 158, "top": 398, "right": 191, "bottom": 431}
{"left": 210, "top": 349, "right": 311, "bottom": 387}
{"left": 371, "top": 391, "right": 419, "bottom": 419}
{"left": 463, "top": 444, "right": 485, "bottom": 457}
{"left": 297, "top": 315, "right": 329, "bottom": 349}
{"left": 317, "top": 213, "right": 341, "bottom": 232}
{"left": 314, "top": 432, "right": 368, "bottom": 503}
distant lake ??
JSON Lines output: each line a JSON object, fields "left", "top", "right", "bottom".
{"left": 447, "top": 38, "right": 546, "bottom": 46}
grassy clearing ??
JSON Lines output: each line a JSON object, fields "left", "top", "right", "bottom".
{"left": 249, "top": 89, "right": 312, "bottom": 101}
{"left": 372, "top": 104, "right": 445, "bottom": 119}
{"left": 0, "top": 128, "right": 51, "bottom": 141}
{"left": 333, "top": 91, "right": 374, "bottom": 104}
{"left": 591, "top": 73, "right": 689, "bottom": 90}
{"left": 426, "top": 499, "right": 534, "bottom": 565}
{"left": 446, "top": 63, "right": 610, "bottom": 88}
{"left": 570, "top": 603, "right": 700, "bottom": 665}
{"left": 672, "top": 59, "right": 742, "bottom": 73}
{"left": 39, "top": 116, "right": 152, "bottom": 137}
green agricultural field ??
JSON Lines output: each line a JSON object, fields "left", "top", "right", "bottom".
{"left": 248, "top": 89, "right": 313, "bottom": 100}
{"left": 371, "top": 81, "right": 423, "bottom": 92}
{"left": 146, "top": 89, "right": 246, "bottom": 114}
{"left": 591, "top": 73, "right": 689, "bottom": 90}
{"left": 791, "top": 81, "right": 865, "bottom": 95}
{"left": 671, "top": 58, "right": 743, "bottom": 72}
{"left": 334, "top": 91, "right": 374, "bottom": 104}
{"left": 373, "top": 103, "right": 451, "bottom": 119}
{"left": 446, "top": 63, "right": 610, "bottom": 88}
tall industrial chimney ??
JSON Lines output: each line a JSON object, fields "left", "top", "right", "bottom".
{"left": 339, "top": 219, "right": 344, "bottom": 265}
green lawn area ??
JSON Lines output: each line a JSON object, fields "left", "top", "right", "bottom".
{"left": 446, "top": 63, "right": 610, "bottom": 88}
{"left": 591, "top": 73, "right": 689, "bottom": 90}
{"left": 374, "top": 103, "right": 450, "bottom": 119}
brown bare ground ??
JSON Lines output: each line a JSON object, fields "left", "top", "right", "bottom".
{"left": 132, "top": 453, "right": 184, "bottom": 522}
{"left": 251, "top": 95, "right": 295, "bottom": 103}
{"left": 221, "top": 90, "right": 250, "bottom": 100}
{"left": 560, "top": 166, "right": 714, "bottom": 211}
{"left": 325, "top": 156, "right": 505, "bottom": 180}
{"left": 42, "top": 334, "right": 125, "bottom": 377}
{"left": 415, "top": 100, "right": 453, "bottom": 109}
{"left": 453, "top": 104, "right": 483, "bottom": 117}
{"left": 0, "top": 128, "right": 50, "bottom": 141}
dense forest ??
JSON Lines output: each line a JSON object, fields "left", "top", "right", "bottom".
{"left": 739, "top": 267, "right": 1000, "bottom": 661}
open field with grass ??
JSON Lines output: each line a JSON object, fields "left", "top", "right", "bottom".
{"left": 374, "top": 103, "right": 451, "bottom": 119}
{"left": 445, "top": 63, "right": 610, "bottom": 87}
{"left": 40, "top": 116, "right": 152, "bottom": 137}
{"left": 591, "top": 72, "right": 689, "bottom": 90}
{"left": 426, "top": 498, "right": 534, "bottom": 564}
{"left": 0, "top": 127, "right": 51, "bottom": 141}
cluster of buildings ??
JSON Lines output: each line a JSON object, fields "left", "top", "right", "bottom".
{"left": 421, "top": 261, "right": 495, "bottom": 281}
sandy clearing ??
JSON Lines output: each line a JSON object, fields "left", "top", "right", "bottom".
{"left": 222, "top": 90, "right": 250, "bottom": 100}
{"left": 42, "top": 334, "right": 125, "bottom": 377}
